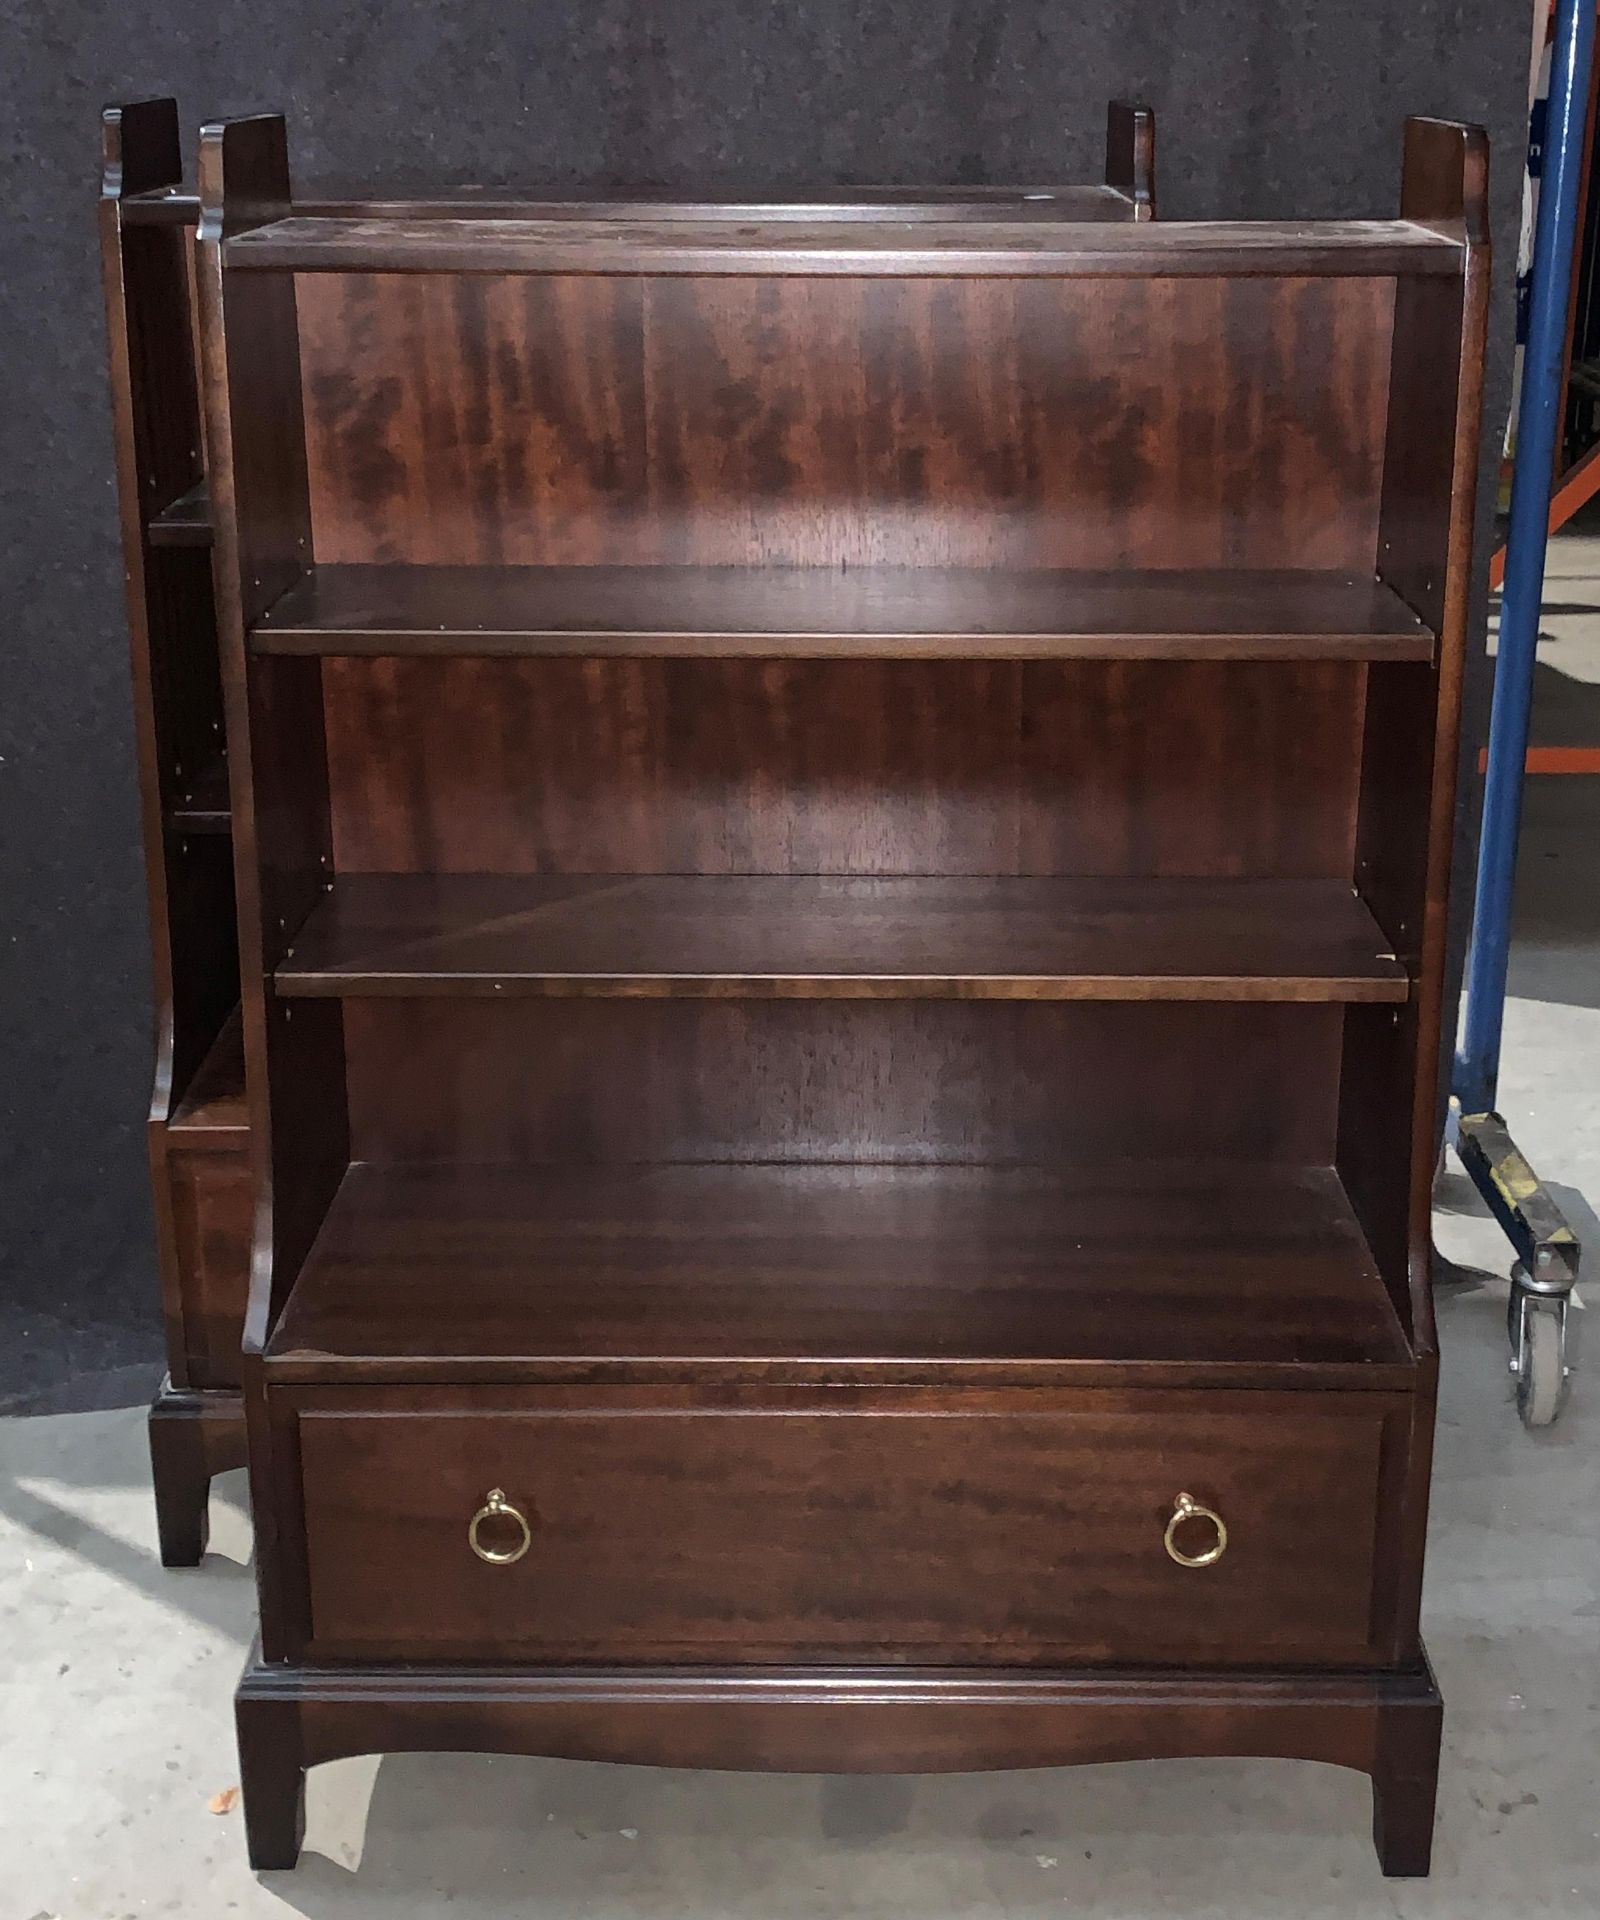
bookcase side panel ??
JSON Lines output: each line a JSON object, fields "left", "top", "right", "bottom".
{"left": 198, "top": 129, "right": 349, "bottom": 1352}
{"left": 102, "top": 149, "right": 236, "bottom": 1117}
{"left": 1343, "top": 246, "right": 1486, "bottom": 1343}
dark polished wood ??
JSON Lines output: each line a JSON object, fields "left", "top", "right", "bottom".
{"left": 266, "top": 1162, "right": 1411, "bottom": 1385}
{"left": 1360, "top": 117, "right": 1490, "bottom": 1666}
{"left": 321, "top": 656, "right": 1367, "bottom": 880}
{"left": 163, "top": 1153, "right": 253, "bottom": 1387}
{"left": 343, "top": 999, "right": 1344, "bottom": 1171}
{"left": 197, "top": 112, "right": 349, "bottom": 1339}
{"left": 252, "top": 564, "right": 1433, "bottom": 661}
{"left": 298, "top": 275, "right": 1394, "bottom": 574}
{"left": 133, "top": 185, "right": 1167, "bottom": 222}
{"left": 101, "top": 99, "right": 250, "bottom": 1558}
{"left": 161, "top": 1013, "right": 251, "bottom": 1388}
{"left": 166, "top": 1009, "right": 248, "bottom": 1138}
{"left": 235, "top": 1673, "right": 306, "bottom": 1871}
{"left": 101, "top": 100, "right": 235, "bottom": 1108}
{"left": 232, "top": 215, "right": 1460, "bottom": 277}
{"left": 197, "top": 112, "right": 352, "bottom": 1656}
{"left": 125, "top": 93, "right": 1152, "bottom": 233}
{"left": 276, "top": 873, "right": 1407, "bottom": 1003}
{"left": 147, "top": 1378, "right": 249, "bottom": 1567}
{"left": 288, "top": 1383, "right": 1401, "bottom": 1664}
{"left": 132, "top": 180, "right": 1154, "bottom": 232}
{"left": 1371, "top": 1670, "right": 1445, "bottom": 1875}
{"left": 233, "top": 1649, "right": 1442, "bottom": 1873}
{"left": 190, "top": 109, "right": 1486, "bottom": 1878}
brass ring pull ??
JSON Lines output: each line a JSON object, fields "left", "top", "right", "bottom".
{"left": 468, "top": 1487, "right": 532, "bottom": 1565}
{"left": 1164, "top": 1491, "right": 1227, "bottom": 1568}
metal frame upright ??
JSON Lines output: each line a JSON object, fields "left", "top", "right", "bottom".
{"left": 1451, "top": 0, "right": 1592, "bottom": 1427}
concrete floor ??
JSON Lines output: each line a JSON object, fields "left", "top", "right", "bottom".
{"left": 4, "top": 548, "right": 1599, "bottom": 1915}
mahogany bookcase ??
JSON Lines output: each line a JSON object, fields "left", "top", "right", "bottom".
{"left": 203, "top": 103, "right": 1486, "bottom": 1876}
{"left": 99, "top": 94, "right": 1156, "bottom": 1569}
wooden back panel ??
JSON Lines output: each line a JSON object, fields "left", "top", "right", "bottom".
{"left": 322, "top": 655, "right": 1365, "bottom": 879}
{"left": 344, "top": 999, "right": 1343, "bottom": 1169}
{"left": 299, "top": 266, "right": 1392, "bottom": 1178}
{"left": 298, "top": 273, "right": 1395, "bottom": 571}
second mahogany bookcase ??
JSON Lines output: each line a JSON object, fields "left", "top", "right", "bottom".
{"left": 193, "top": 111, "right": 1483, "bottom": 1876}
{"left": 101, "top": 100, "right": 251, "bottom": 1567}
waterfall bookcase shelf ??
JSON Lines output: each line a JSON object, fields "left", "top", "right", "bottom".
{"left": 188, "top": 103, "right": 1484, "bottom": 1877}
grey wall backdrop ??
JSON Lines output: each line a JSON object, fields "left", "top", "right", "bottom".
{"left": 0, "top": 2, "right": 1532, "bottom": 1403}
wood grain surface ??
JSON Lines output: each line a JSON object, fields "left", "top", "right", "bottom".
{"left": 276, "top": 872, "right": 1406, "bottom": 1001}
{"left": 339, "top": 997, "right": 1345, "bottom": 1169}
{"left": 298, "top": 273, "right": 1394, "bottom": 572}
{"left": 288, "top": 1382, "right": 1395, "bottom": 1664}
{"left": 321, "top": 657, "right": 1366, "bottom": 879}
{"left": 191, "top": 114, "right": 1484, "bottom": 1877}
{"left": 241, "top": 216, "right": 1458, "bottom": 276}
{"left": 253, "top": 564, "right": 1432, "bottom": 660}
{"left": 265, "top": 1160, "right": 1409, "bottom": 1383}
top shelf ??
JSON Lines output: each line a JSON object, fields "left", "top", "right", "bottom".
{"left": 225, "top": 215, "right": 1463, "bottom": 278}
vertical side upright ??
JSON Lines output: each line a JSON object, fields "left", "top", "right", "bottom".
{"left": 196, "top": 115, "right": 348, "bottom": 1657}
{"left": 1346, "top": 124, "right": 1488, "bottom": 1868}
{"left": 100, "top": 103, "right": 229, "bottom": 1195}
{"left": 100, "top": 99, "right": 189, "bottom": 1360}
{"left": 1346, "top": 119, "right": 1490, "bottom": 1347}
{"left": 1389, "top": 115, "right": 1492, "bottom": 1322}
{"left": 1105, "top": 102, "right": 1156, "bottom": 219}
{"left": 1340, "top": 120, "right": 1488, "bottom": 1706}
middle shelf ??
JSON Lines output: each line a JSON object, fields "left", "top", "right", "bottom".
{"left": 275, "top": 873, "right": 1406, "bottom": 1003}
{"left": 250, "top": 564, "right": 1435, "bottom": 662}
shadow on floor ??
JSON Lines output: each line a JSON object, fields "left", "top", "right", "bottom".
{"left": 0, "top": 1415, "right": 253, "bottom": 1642}
{"left": 261, "top": 1745, "right": 1382, "bottom": 1917}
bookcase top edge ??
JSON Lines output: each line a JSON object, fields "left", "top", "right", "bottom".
{"left": 223, "top": 214, "right": 1466, "bottom": 277}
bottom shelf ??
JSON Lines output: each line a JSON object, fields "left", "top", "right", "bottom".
{"left": 268, "top": 1161, "right": 1412, "bottom": 1386}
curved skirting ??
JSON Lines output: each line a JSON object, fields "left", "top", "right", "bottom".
{"left": 235, "top": 1646, "right": 1441, "bottom": 1875}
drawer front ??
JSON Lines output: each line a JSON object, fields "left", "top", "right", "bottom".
{"left": 293, "top": 1390, "right": 1395, "bottom": 1665}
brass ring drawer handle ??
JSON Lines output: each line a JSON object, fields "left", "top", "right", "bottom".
{"left": 468, "top": 1488, "right": 533, "bottom": 1565}
{"left": 1164, "top": 1491, "right": 1228, "bottom": 1568}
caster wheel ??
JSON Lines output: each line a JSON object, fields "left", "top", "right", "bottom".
{"left": 1510, "top": 1280, "right": 1569, "bottom": 1430}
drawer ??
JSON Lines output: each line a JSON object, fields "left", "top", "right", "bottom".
{"left": 291, "top": 1388, "right": 1398, "bottom": 1665}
